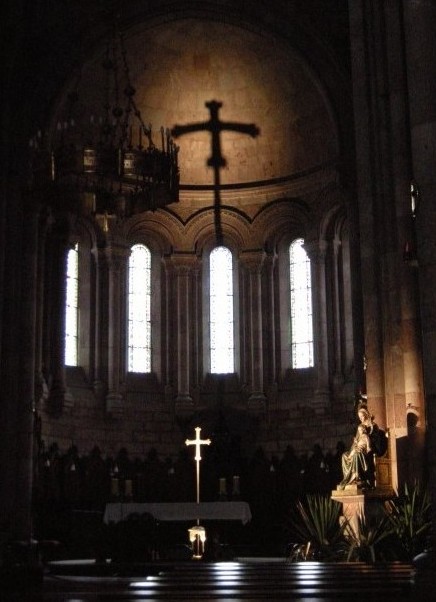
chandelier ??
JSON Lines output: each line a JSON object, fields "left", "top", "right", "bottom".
{"left": 30, "top": 21, "right": 179, "bottom": 229}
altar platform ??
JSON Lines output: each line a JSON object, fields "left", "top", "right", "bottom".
{"left": 103, "top": 501, "right": 252, "bottom": 525}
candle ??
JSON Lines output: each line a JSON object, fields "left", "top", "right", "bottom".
{"left": 219, "top": 477, "right": 227, "bottom": 495}
{"left": 111, "top": 477, "right": 119, "bottom": 497}
{"left": 125, "top": 479, "right": 133, "bottom": 498}
{"left": 50, "top": 151, "right": 56, "bottom": 181}
{"left": 232, "top": 475, "right": 240, "bottom": 496}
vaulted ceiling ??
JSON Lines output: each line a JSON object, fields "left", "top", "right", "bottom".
{"left": 70, "top": 17, "right": 339, "bottom": 188}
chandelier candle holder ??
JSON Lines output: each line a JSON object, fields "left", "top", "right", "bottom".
{"left": 29, "top": 20, "right": 179, "bottom": 228}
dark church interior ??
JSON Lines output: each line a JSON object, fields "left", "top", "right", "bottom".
{"left": 2, "top": 0, "right": 436, "bottom": 599}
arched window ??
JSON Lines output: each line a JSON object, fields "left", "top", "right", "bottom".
{"left": 65, "top": 243, "right": 79, "bottom": 366}
{"left": 128, "top": 244, "right": 151, "bottom": 373}
{"left": 210, "top": 246, "right": 234, "bottom": 373}
{"left": 289, "top": 238, "right": 313, "bottom": 368}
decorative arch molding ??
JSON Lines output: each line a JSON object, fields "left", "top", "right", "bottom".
{"left": 334, "top": 213, "right": 348, "bottom": 241}
{"left": 319, "top": 202, "right": 347, "bottom": 242}
{"left": 122, "top": 209, "right": 186, "bottom": 251}
{"left": 186, "top": 206, "right": 252, "bottom": 251}
{"left": 72, "top": 216, "right": 97, "bottom": 250}
{"left": 252, "top": 198, "right": 313, "bottom": 249}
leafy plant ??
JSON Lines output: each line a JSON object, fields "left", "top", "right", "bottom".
{"left": 344, "top": 513, "right": 393, "bottom": 562}
{"left": 286, "top": 494, "right": 348, "bottom": 561}
{"left": 383, "top": 481, "right": 432, "bottom": 559}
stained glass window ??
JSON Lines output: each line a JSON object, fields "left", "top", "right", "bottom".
{"left": 210, "top": 246, "right": 234, "bottom": 373}
{"left": 290, "top": 239, "right": 313, "bottom": 368}
{"left": 128, "top": 244, "right": 151, "bottom": 373}
{"left": 65, "top": 243, "right": 79, "bottom": 366}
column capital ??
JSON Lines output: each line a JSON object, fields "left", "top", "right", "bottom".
{"left": 239, "top": 249, "right": 266, "bottom": 272}
{"left": 333, "top": 236, "right": 342, "bottom": 256}
{"left": 304, "top": 239, "right": 328, "bottom": 262}
{"left": 166, "top": 252, "right": 200, "bottom": 274}
{"left": 105, "top": 241, "right": 131, "bottom": 269}
{"left": 263, "top": 249, "right": 278, "bottom": 269}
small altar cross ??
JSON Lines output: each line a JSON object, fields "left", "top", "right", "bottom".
{"left": 185, "top": 426, "right": 211, "bottom": 509}
{"left": 172, "top": 100, "right": 260, "bottom": 245}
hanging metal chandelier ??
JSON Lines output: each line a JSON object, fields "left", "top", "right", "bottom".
{"left": 30, "top": 20, "right": 179, "bottom": 228}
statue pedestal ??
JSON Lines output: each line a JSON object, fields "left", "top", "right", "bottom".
{"left": 331, "top": 487, "right": 365, "bottom": 539}
{"left": 331, "top": 486, "right": 391, "bottom": 540}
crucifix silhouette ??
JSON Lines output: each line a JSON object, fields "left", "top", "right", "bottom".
{"left": 185, "top": 427, "right": 211, "bottom": 558}
{"left": 172, "top": 100, "right": 260, "bottom": 245}
{"left": 185, "top": 427, "right": 211, "bottom": 516}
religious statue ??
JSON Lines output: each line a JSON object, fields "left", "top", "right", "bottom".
{"left": 338, "top": 404, "right": 387, "bottom": 490}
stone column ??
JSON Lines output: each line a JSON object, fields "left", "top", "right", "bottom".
{"left": 169, "top": 253, "right": 198, "bottom": 412}
{"left": 348, "top": 0, "right": 388, "bottom": 430}
{"left": 14, "top": 197, "right": 40, "bottom": 541}
{"left": 402, "top": 0, "right": 436, "bottom": 558}
{"left": 34, "top": 208, "right": 51, "bottom": 407}
{"left": 162, "top": 255, "right": 174, "bottom": 403}
{"left": 263, "top": 250, "right": 278, "bottom": 406}
{"left": 105, "top": 240, "right": 130, "bottom": 416}
{"left": 332, "top": 237, "right": 344, "bottom": 386}
{"left": 305, "top": 239, "right": 329, "bottom": 411}
{"left": 191, "top": 258, "right": 202, "bottom": 405}
{"left": 91, "top": 243, "right": 105, "bottom": 401}
{"left": 239, "top": 249, "right": 266, "bottom": 411}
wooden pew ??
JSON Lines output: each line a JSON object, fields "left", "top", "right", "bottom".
{"left": 44, "top": 559, "right": 414, "bottom": 601}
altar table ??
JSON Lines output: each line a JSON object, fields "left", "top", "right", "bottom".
{"left": 103, "top": 501, "right": 252, "bottom": 525}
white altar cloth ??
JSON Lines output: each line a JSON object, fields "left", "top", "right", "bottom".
{"left": 103, "top": 501, "right": 252, "bottom": 525}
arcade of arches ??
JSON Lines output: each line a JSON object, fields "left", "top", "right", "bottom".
{"left": 2, "top": 0, "right": 436, "bottom": 552}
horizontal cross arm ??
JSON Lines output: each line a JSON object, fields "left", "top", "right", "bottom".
{"left": 220, "top": 122, "right": 260, "bottom": 137}
{"left": 171, "top": 122, "right": 210, "bottom": 138}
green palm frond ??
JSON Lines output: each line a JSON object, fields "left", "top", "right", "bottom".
{"left": 346, "top": 513, "right": 393, "bottom": 562}
{"left": 287, "top": 494, "right": 348, "bottom": 560}
{"left": 384, "top": 481, "right": 431, "bottom": 559}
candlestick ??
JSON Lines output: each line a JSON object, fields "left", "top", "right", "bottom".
{"left": 219, "top": 477, "right": 227, "bottom": 500}
{"left": 232, "top": 475, "right": 240, "bottom": 498}
{"left": 124, "top": 479, "right": 133, "bottom": 498}
{"left": 111, "top": 477, "right": 119, "bottom": 498}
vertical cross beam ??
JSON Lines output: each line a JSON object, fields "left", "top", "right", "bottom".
{"left": 172, "top": 100, "right": 260, "bottom": 245}
{"left": 185, "top": 426, "right": 211, "bottom": 512}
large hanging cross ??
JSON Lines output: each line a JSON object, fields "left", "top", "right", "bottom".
{"left": 185, "top": 426, "right": 211, "bottom": 514}
{"left": 172, "top": 100, "right": 260, "bottom": 245}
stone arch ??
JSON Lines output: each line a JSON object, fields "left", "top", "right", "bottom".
{"left": 319, "top": 188, "right": 349, "bottom": 242}
{"left": 72, "top": 215, "right": 98, "bottom": 251}
{"left": 122, "top": 209, "right": 186, "bottom": 251}
{"left": 186, "top": 206, "right": 252, "bottom": 253}
{"left": 252, "top": 198, "right": 313, "bottom": 250}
